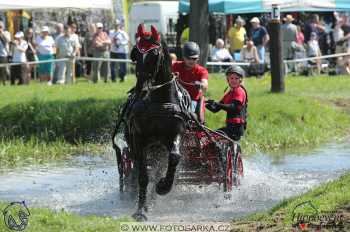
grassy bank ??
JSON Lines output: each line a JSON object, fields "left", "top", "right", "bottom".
{"left": 231, "top": 171, "right": 350, "bottom": 231}
{"left": 1, "top": 75, "right": 350, "bottom": 165}
{"left": 1, "top": 172, "right": 349, "bottom": 231}
{"left": 0, "top": 201, "right": 130, "bottom": 232}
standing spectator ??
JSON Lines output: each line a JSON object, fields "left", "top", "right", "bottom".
{"left": 304, "top": 14, "right": 325, "bottom": 43}
{"left": 296, "top": 25, "right": 305, "bottom": 45}
{"left": 227, "top": 16, "right": 246, "bottom": 58}
{"left": 282, "top": 15, "right": 297, "bottom": 59}
{"left": 307, "top": 32, "right": 322, "bottom": 75}
{"left": 53, "top": 23, "right": 64, "bottom": 40}
{"left": 249, "top": 17, "right": 269, "bottom": 63}
{"left": 55, "top": 25, "right": 79, "bottom": 84}
{"left": 92, "top": 22, "right": 111, "bottom": 83}
{"left": 35, "top": 26, "right": 56, "bottom": 85}
{"left": 24, "top": 28, "right": 37, "bottom": 82}
{"left": 10, "top": 31, "right": 28, "bottom": 85}
{"left": 84, "top": 23, "right": 96, "bottom": 77}
{"left": 52, "top": 23, "right": 64, "bottom": 83}
{"left": 110, "top": 19, "right": 129, "bottom": 82}
{"left": 69, "top": 23, "right": 82, "bottom": 80}
{"left": 282, "top": 14, "right": 297, "bottom": 73}
{"left": 0, "top": 21, "right": 10, "bottom": 85}
{"left": 180, "top": 27, "right": 189, "bottom": 45}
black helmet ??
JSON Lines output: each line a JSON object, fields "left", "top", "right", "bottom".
{"left": 225, "top": 65, "right": 245, "bottom": 78}
{"left": 182, "top": 41, "right": 200, "bottom": 58}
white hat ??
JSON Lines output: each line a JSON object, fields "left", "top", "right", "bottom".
{"left": 15, "top": 31, "right": 24, "bottom": 38}
{"left": 115, "top": 19, "right": 121, "bottom": 25}
{"left": 41, "top": 26, "right": 49, "bottom": 32}
{"left": 250, "top": 17, "right": 260, "bottom": 23}
{"left": 96, "top": 22, "right": 103, "bottom": 28}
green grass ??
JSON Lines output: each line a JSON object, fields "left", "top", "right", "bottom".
{"left": 0, "top": 74, "right": 350, "bottom": 165}
{"left": 234, "top": 171, "right": 350, "bottom": 230}
{"left": 0, "top": 202, "right": 131, "bottom": 232}
{"left": 206, "top": 74, "right": 350, "bottom": 155}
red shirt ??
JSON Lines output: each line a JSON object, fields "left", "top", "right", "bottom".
{"left": 220, "top": 85, "right": 247, "bottom": 124}
{"left": 172, "top": 61, "right": 208, "bottom": 100}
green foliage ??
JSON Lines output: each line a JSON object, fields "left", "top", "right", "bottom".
{"left": 0, "top": 201, "right": 132, "bottom": 232}
{"left": 247, "top": 171, "right": 350, "bottom": 225}
{"left": 0, "top": 75, "right": 350, "bottom": 164}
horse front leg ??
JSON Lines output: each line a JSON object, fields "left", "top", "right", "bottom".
{"left": 156, "top": 134, "right": 181, "bottom": 195}
{"left": 132, "top": 142, "right": 149, "bottom": 221}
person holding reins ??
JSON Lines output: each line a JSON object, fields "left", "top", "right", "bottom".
{"left": 172, "top": 41, "right": 208, "bottom": 123}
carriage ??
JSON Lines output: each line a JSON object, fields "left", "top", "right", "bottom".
{"left": 112, "top": 24, "right": 244, "bottom": 220}
{"left": 115, "top": 118, "right": 244, "bottom": 194}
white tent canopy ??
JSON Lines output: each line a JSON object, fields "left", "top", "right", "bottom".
{"left": 0, "top": 0, "right": 113, "bottom": 10}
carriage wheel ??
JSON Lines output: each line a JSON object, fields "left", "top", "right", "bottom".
{"left": 224, "top": 143, "right": 244, "bottom": 192}
{"left": 224, "top": 145, "right": 233, "bottom": 192}
{"left": 120, "top": 148, "right": 138, "bottom": 199}
{"left": 233, "top": 145, "right": 244, "bottom": 187}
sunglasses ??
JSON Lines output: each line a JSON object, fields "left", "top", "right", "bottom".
{"left": 186, "top": 57, "right": 198, "bottom": 61}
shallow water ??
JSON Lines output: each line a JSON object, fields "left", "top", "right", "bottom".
{"left": 0, "top": 142, "right": 350, "bottom": 222}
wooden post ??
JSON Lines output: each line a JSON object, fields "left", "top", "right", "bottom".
{"left": 269, "top": 5, "right": 285, "bottom": 93}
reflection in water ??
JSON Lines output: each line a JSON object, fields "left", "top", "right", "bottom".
{"left": 0, "top": 142, "right": 349, "bottom": 222}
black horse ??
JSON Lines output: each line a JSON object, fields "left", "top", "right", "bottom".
{"left": 113, "top": 24, "right": 192, "bottom": 221}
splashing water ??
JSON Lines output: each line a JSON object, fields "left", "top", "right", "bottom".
{"left": 0, "top": 142, "right": 349, "bottom": 222}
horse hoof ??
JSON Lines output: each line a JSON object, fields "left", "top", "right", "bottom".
{"left": 132, "top": 212, "right": 147, "bottom": 222}
{"left": 156, "top": 178, "right": 173, "bottom": 195}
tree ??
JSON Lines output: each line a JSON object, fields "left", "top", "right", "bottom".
{"left": 189, "top": 0, "right": 209, "bottom": 66}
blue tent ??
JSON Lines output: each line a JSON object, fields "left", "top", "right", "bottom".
{"left": 179, "top": 0, "right": 350, "bottom": 14}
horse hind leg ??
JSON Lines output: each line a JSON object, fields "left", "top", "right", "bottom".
{"left": 156, "top": 134, "right": 181, "bottom": 195}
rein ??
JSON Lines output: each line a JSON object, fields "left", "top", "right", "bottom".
{"left": 141, "top": 76, "right": 176, "bottom": 93}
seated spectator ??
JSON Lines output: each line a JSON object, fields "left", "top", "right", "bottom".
{"left": 211, "top": 38, "right": 233, "bottom": 62}
{"left": 336, "top": 55, "right": 350, "bottom": 75}
{"left": 240, "top": 39, "right": 260, "bottom": 64}
{"left": 10, "top": 31, "right": 28, "bottom": 85}
{"left": 307, "top": 32, "right": 322, "bottom": 75}
{"left": 210, "top": 38, "right": 233, "bottom": 72}
{"left": 240, "top": 39, "right": 267, "bottom": 77}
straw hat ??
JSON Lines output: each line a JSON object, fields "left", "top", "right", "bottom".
{"left": 284, "top": 14, "right": 294, "bottom": 22}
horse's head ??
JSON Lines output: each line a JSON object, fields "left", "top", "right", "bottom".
{"left": 130, "top": 24, "right": 166, "bottom": 83}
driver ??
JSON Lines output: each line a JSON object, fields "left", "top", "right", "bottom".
{"left": 172, "top": 41, "right": 208, "bottom": 122}
{"left": 205, "top": 65, "right": 248, "bottom": 141}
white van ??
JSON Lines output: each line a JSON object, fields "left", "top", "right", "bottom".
{"left": 129, "top": 1, "right": 179, "bottom": 46}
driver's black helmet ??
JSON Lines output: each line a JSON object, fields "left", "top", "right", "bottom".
{"left": 225, "top": 65, "right": 245, "bottom": 78}
{"left": 182, "top": 41, "right": 200, "bottom": 59}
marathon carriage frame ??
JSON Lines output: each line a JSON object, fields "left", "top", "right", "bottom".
{"left": 112, "top": 103, "right": 244, "bottom": 194}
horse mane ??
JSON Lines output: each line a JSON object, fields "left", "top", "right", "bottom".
{"left": 160, "top": 39, "right": 172, "bottom": 78}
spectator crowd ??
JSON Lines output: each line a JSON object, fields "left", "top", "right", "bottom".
{"left": 209, "top": 12, "right": 350, "bottom": 77}
{"left": 0, "top": 19, "right": 129, "bottom": 85}
{"left": 1, "top": 12, "right": 350, "bottom": 86}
